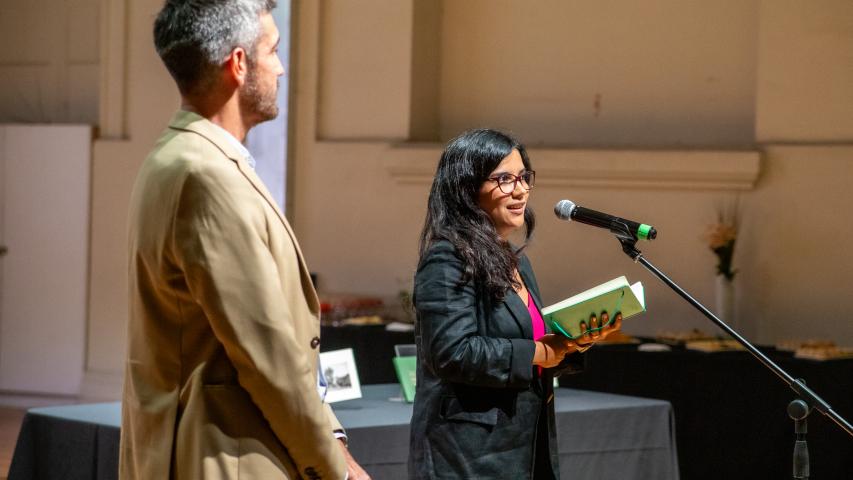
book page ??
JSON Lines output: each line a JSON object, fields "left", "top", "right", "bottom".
{"left": 543, "top": 276, "right": 645, "bottom": 339}
{"left": 630, "top": 281, "right": 645, "bottom": 309}
{"left": 542, "top": 276, "right": 629, "bottom": 315}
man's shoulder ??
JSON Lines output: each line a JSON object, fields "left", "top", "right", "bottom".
{"left": 145, "top": 126, "right": 234, "bottom": 175}
{"left": 155, "top": 124, "right": 223, "bottom": 156}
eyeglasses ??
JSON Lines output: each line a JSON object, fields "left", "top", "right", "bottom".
{"left": 487, "top": 170, "right": 536, "bottom": 194}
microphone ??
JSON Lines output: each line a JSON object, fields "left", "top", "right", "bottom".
{"left": 554, "top": 199, "right": 657, "bottom": 241}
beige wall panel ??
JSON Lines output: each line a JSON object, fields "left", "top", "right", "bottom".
{"left": 0, "top": 1, "right": 58, "bottom": 64}
{"left": 86, "top": 140, "right": 148, "bottom": 372}
{"left": 317, "top": 0, "right": 413, "bottom": 140}
{"left": 440, "top": 0, "right": 758, "bottom": 146}
{"left": 296, "top": 143, "right": 428, "bottom": 295}
{"left": 125, "top": 0, "right": 180, "bottom": 143}
{"left": 738, "top": 146, "right": 853, "bottom": 343}
{"left": 0, "top": 66, "right": 56, "bottom": 122}
{"left": 0, "top": 0, "right": 99, "bottom": 123}
{"left": 756, "top": 0, "right": 853, "bottom": 141}
{"left": 85, "top": 0, "right": 175, "bottom": 376}
{"left": 0, "top": 6, "right": 32, "bottom": 63}
{"left": 67, "top": 64, "right": 99, "bottom": 123}
{"left": 67, "top": 0, "right": 101, "bottom": 63}
{"left": 408, "top": 0, "right": 442, "bottom": 140}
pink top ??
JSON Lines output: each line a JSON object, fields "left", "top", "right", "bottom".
{"left": 527, "top": 294, "right": 546, "bottom": 340}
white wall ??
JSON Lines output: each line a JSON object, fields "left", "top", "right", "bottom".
{"left": 0, "top": 125, "right": 90, "bottom": 395}
{"left": 756, "top": 0, "right": 853, "bottom": 141}
{"left": 738, "top": 146, "right": 853, "bottom": 341}
{"left": 290, "top": 0, "right": 853, "bottom": 347}
{"left": 439, "top": 0, "right": 759, "bottom": 147}
{"left": 1, "top": 0, "right": 844, "bottom": 397}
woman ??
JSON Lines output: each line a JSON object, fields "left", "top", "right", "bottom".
{"left": 408, "top": 129, "right": 621, "bottom": 479}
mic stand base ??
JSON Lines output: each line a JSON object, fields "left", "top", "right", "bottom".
{"left": 788, "top": 397, "right": 810, "bottom": 480}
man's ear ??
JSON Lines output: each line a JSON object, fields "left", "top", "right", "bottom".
{"left": 225, "top": 47, "right": 249, "bottom": 86}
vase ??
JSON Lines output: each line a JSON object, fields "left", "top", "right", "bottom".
{"left": 714, "top": 274, "right": 736, "bottom": 329}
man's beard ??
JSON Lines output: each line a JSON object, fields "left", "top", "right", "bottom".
{"left": 240, "top": 65, "right": 278, "bottom": 124}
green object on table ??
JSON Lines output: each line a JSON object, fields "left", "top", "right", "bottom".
{"left": 392, "top": 356, "right": 417, "bottom": 403}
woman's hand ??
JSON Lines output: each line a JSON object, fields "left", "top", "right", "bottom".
{"left": 574, "top": 311, "right": 623, "bottom": 351}
{"left": 533, "top": 334, "right": 575, "bottom": 368}
{"left": 533, "top": 311, "right": 623, "bottom": 367}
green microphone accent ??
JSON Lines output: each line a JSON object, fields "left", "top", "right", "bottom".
{"left": 637, "top": 224, "right": 653, "bottom": 240}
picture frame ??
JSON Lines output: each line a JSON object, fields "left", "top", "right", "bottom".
{"left": 319, "top": 348, "right": 362, "bottom": 403}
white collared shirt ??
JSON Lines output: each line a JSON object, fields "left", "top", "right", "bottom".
{"left": 207, "top": 121, "right": 256, "bottom": 169}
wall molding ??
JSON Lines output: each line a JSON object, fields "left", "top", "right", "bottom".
{"left": 98, "top": 0, "right": 128, "bottom": 138}
{"left": 383, "top": 144, "right": 762, "bottom": 191}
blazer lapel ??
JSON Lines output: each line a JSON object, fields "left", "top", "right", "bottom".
{"left": 168, "top": 111, "right": 321, "bottom": 315}
{"left": 518, "top": 257, "right": 548, "bottom": 332}
{"left": 518, "top": 257, "right": 540, "bottom": 305}
{"left": 503, "top": 292, "right": 533, "bottom": 340}
{"left": 516, "top": 262, "right": 554, "bottom": 394}
{"left": 233, "top": 161, "right": 322, "bottom": 315}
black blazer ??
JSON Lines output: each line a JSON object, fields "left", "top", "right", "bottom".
{"left": 408, "top": 241, "right": 584, "bottom": 479}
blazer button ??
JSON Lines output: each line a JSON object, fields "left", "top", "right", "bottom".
{"left": 310, "top": 337, "right": 321, "bottom": 349}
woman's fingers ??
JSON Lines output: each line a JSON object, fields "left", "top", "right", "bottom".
{"left": 577, "top": 320, "right": 593, "bottom": 346}
{"left": 613, "top": 312, "right": 623, "bottom": 330}
{"left": 590, "top": 313, "right": 601, "bottom": 339}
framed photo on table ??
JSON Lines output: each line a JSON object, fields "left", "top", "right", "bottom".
{"left": 319, "top": 348, "right": 362, "bottom": 403}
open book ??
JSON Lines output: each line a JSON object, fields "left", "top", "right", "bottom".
{"left": 542, "top": 276, "right": 645, "bottom": 340}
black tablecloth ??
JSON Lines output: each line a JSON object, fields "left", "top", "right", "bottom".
{"left": 8, "top": 403, "right": 120, "bottom": 480}
{"left": 336, "top": 384, "right": 679, "bottom": 479}
{"left": 559, "top": 343, "right": 853, "bottom": 480}
{"left": 320, "top": 324, "right": 414, "bottom": 384}
{"left": 8, "top": 385, "right": 679, "bottom": 480}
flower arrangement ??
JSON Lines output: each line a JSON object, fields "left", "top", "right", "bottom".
{"left": 705, "top": 207, "right": 739, "bottom": 280}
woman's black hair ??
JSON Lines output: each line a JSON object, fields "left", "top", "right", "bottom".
{"left": 418, "top": 128, "right": 535, "bottom": 305}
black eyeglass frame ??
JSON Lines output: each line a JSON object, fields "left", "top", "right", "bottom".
{"left": 486, "top": 170, "right": 536, "bottom": 194}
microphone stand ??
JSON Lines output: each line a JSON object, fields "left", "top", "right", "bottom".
{"left": 611, "top": 228, "right": 852, "bottom": 477}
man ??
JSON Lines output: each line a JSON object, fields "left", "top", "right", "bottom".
{"left": 120, "top": 1, "right": 369, "bottom": 478}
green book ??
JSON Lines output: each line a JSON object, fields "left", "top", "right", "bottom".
{"left": 542, "top": 276, "right": 645, "bottom": 340}
{"left": 392, "top": 355, "right": 417, "bottom": 403}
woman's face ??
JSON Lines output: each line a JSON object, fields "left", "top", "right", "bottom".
{"left": 477, "top": 148, "right": 530, "bottom": 238}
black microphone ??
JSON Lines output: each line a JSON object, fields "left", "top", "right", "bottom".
{"left": 554, "top": 199, "right": 657, "bottom": 241}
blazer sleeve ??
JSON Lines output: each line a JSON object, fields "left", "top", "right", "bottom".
{"left": 324, "top": 402, "right": 344, "bottom": 432}
{"left": 415, "top": 242, "right": 536, "bottom": 388}
{"left": 171, "top": 160, "right": 345, "bottom": 479}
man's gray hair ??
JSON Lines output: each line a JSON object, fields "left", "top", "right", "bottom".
{"left": 154, "top": 0, "right": 277, "bottom": 95}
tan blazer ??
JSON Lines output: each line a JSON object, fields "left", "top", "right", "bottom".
{"left": 119, "top": 110, "right": 346, "bottom": 479}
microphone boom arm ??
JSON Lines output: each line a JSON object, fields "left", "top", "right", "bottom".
{"left": 616, "top": 235, "right": 853, "bottom": 438}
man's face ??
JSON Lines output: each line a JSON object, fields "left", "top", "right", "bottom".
{"left": 240, "top": 12, "right": 284, "bottom": 124}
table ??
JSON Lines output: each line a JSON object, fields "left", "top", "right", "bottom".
{"left": 559, "top": 343, "right": 853, "bottom": 480}
{"left": 9, "top": 384, "right": 678, "bottom": 480}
